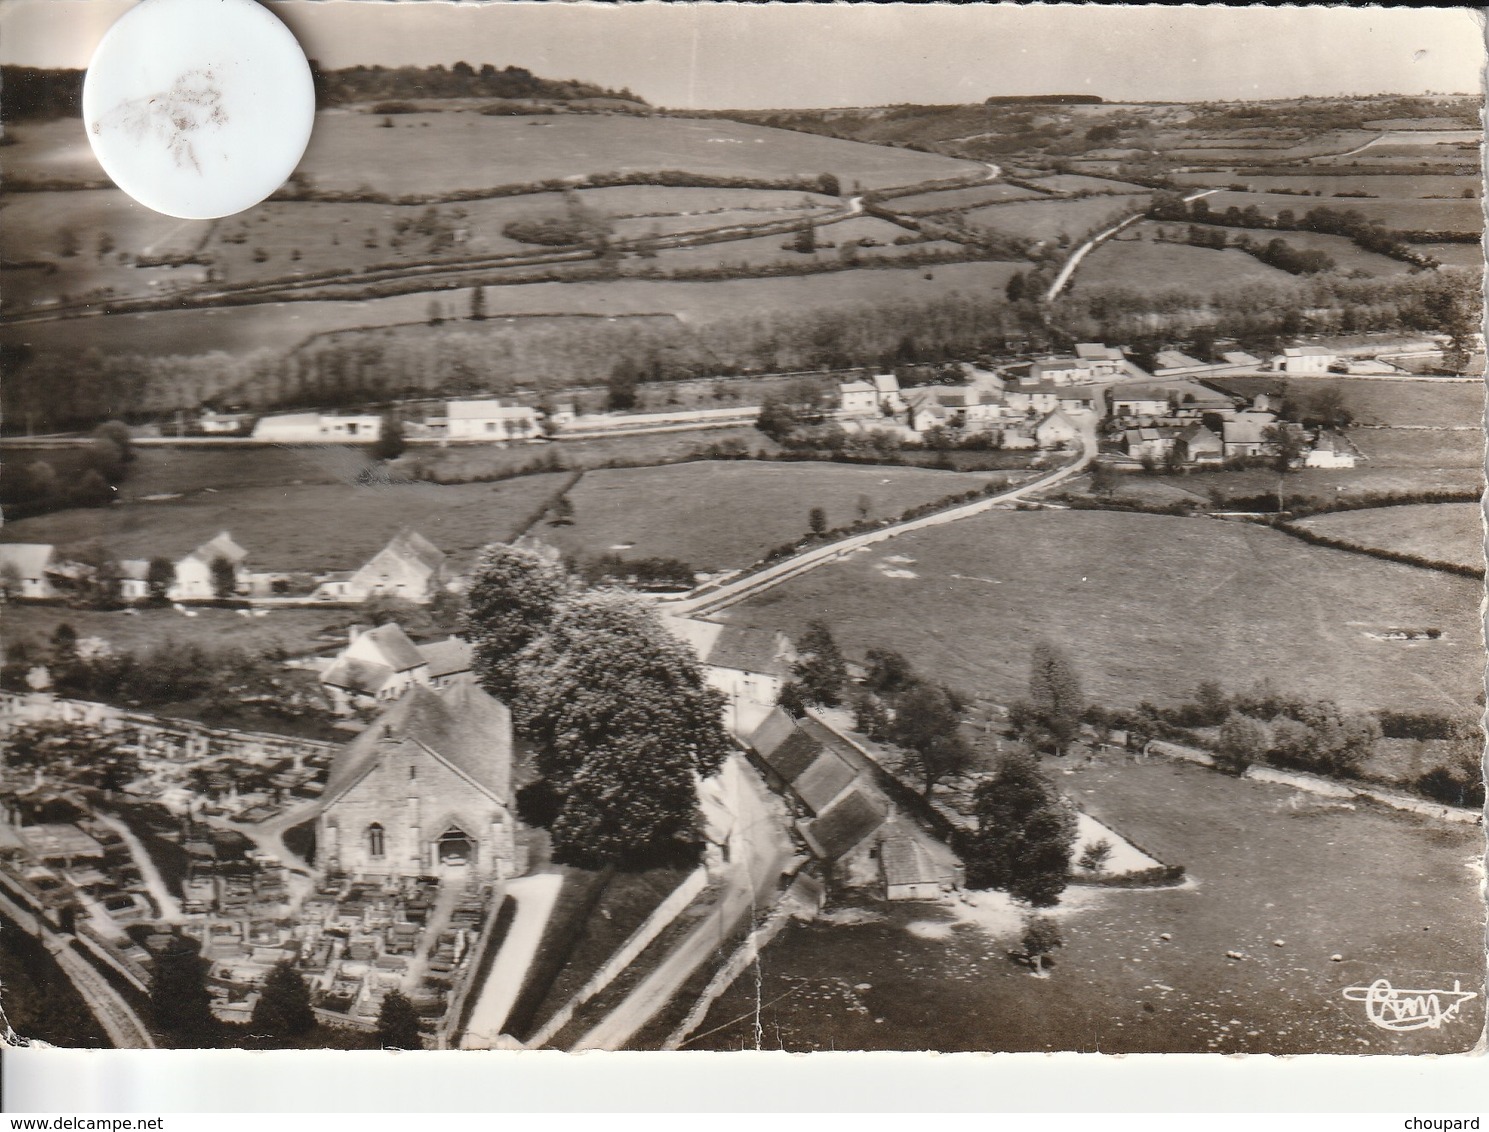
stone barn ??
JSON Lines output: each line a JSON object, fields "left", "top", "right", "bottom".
{"left": 318, "top": 677, "right": 518, "bottom": 881}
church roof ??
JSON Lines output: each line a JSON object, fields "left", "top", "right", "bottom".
{"left": 418, "top": 637, "right": 474, "bottom": 680}
{"left": 322, "top": 678, "right": 512, "bottom": 809}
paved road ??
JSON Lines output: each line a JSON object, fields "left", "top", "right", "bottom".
{"left": 570, "top": 756, "right": 792, "bottom": 1051}
{"left": 662, "top": 421, "right": 1098, "bottom": 618}
{"left": 459, "top": 871, "right": 564, "bottom": 1049}
{"left": 1045, "top": 187, "right": 1221, "bottom": 301}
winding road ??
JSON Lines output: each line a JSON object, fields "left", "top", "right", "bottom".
{"left": 1044, "top": 187, "right": 1221, "bottom": 302}
{"left": 662, "top": 413, "right": 1098, "bottom": 618}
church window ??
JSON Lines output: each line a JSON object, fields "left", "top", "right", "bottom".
{"left": 367, "top": 823, "right": 385, "bottom": 858}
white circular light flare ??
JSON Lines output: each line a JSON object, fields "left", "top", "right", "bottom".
{"left": 83, "top": 0, "right": 315, "bottom": 219}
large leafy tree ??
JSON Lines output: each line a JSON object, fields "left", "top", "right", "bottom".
{"left": 375, "top": 990, "right": 422, "bottom": 1050}
{"left": 1028, "top": 640, "right": 1084, "bottom": 756}
{"left": 792, "top": 619, "right": 848, "bottom": 708}
{"left": 145, "top": 557, "right": 176, "bottom": 605}
{"left": 965, "top": 749, "right": 1078, "bottom": 907}
{"left": 149, "top": 935, "right": 220, "bottom": 1044}
{"left": 250, "top": 960, "right": 316, "bottom": 1038}
{"left": 462, "top": 543, "right": 571, "bottom": 700}
{"left": 889, "top": 680, "right": 973, "bottom": 797}
{"left": 513, "top": 591, "right": 731, "bottom": 867}
{"left": 1215, "top": 712, "right": 1270, "bottom": 777}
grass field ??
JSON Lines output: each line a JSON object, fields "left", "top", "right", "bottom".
{"left": 1297, "top": 503, "right": 1484, "bottom": 572}
{"left": 1411, "top": 242, "right": 1483, "bottom": 269}
{"left": 962, "top": 194, "right": 1152, "bottom": 241}
{"left": 692, "top": 753, "right": 1485, "bottom": 1053}
{"left": 1200, "top": 192, "right": 1482, "bottom": 235}
{"left": 1169, "top": 172, "right": 1479, "bottom": 199}
{"left": 3, "top": 111, "right": 982, "bottom": 196}
{"left": 1350, "top": 428, "right": 1483, "bottom": 470}
{"left": 0, "top": 190, "right": 211, "bottom": 310}
{"left": 1, "top": 260, "right": 1028, "bottom": 360}
{"left": 888, "top": 183, "right": 1047, "bottom": 214}
{"left": 1203, "top": 377, "right": 1483, "bottom": 430}
{"left": 0, "top": 467, "right": 570, "bottom": 573}
{"left": 1026, "top": 174, "right": 1153, "bottom": 195}
{"left": 534, "top": 460, "right": 985, "bottom": 571}
{"left": 721, "top": 509, "right": 1483, "bottom": 714}
{"left": 1074, "top": 229, "right": 1294, "bottom": 290}
{"left": 1, "top": 602, "right": 359, "bottom": 659}
{"left": 296, "top": 111, "right": 983, "bottom": 195}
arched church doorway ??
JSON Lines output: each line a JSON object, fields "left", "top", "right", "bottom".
{"left": 436, "top": 826, "right": 474, "bottom": 868}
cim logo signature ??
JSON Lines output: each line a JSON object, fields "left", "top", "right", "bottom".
{"left": 1342, "top": 978, "right": 1478, "bottom": 1032}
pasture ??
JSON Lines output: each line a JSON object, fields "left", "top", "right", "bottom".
{"left": 1200, "top": 192, "right": 1482, "bottom": 235}
{"left": 887, "top": 183, "right": 1046, "bottom": 214}
{"left": 1, "top": 602, "right": 358, "bottom": 661}
{"left": 722, "top": 509, "right": 1483, "bottom": 714}
{"left": 0, "top": 190, "right": 210, "bottom": 311}
{"left": 2, "top": 112, "right": 981, "bottom": 197}
{"left": 1, "top": 260, "right": 1029, "bottom": 360}
{"left": 1177, "top": 221, "right": 1414, "bottom": 276}
{"left": 693, "top": 754, "right": 1483, "bottom": 1054}
{"left": 0, "top": 466, "right": 570, "bottom": 573}
{"left": 534, "top": 460, "right": 982, "bottom": 571}
{"left": 293, "top": 111, "right": 983, "bottom": 196}
{"left": 1297, "top": 503, "right": 1484, "bottom": 572}
{"left": 1411, "top": 242, "right": 1482, "bottom": 269}
{"left": 1204, "top": 377, "right": 1483, "bottom": 430}
{"left": 1073, "top": 228, "right": 1294, "bottom": 290}
{"left": 1169, "top": 172, "right": 1478, "bottom": 199}
{"left": 962, "top": 194, "right": 1152, "bottom": 241}
{"left": 1025, "top": 174, "right": 1152, "bottom": 195}
{"left": 1349, "top": 427, "right": 1484, "bottom": 471}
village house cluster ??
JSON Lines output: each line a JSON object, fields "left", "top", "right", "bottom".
{"left": 0, "top": 527, "right": 460, "bottom": 608}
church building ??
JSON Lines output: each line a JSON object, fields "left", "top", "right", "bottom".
{"left": 318, "top": 677, "right": 518, "bottom": 881}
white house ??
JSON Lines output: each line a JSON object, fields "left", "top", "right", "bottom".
{"left": 319, "top": 622, "right": 473, "bottom": 715}
{"left": 251, "top": 413, "right": 382, "bottom": 442}
{"left": 662, "top": 615, "right": 797, "bottom": 735}
{"left": 871, "top": 374, "right": 905, "bottom": 413}
{"left": 0, "top": 544, "right": 59, "bottom": 600}
{"left": 1110, "top": 387, "right": 1174, "bottom": 418}
{"left": 1004, "top": 384, "right": 1061, "bottom": 416}
{"left": 171, "top": 532, "right": 249, "bottom": 600}
{"left": 445, "top": 400, "right": 542, "bottom": 441}
{"left": 1073, "top": 343, "right": 1126, "bottom": 377}
{"left": 197, "top": 409, "right": 254, "bottom": 435}
{"left": 1304, "top": 436, "right": 1357, "bottom": 469}
{"left": 1271, "top": 347, "right": 1337, "bottom": 375}
{"left": 1027, "top": 356, "right": 1089, "bottom": 385}
{"left": 1034, "top": 409, "right": 1081, "bottom": 449}
{"left": 838, "top": 380, "right": 879, "bottom": 417}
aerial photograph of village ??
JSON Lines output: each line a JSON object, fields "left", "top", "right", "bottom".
{"left": 0, "top": 3, "right": 1483, "bottom": 1058}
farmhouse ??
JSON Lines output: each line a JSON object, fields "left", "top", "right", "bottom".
{"left": 1120, "top": 427, "right": 1181, "bottom": 461}
{"left": 1027, "top": 356, "right": 1089, "bottom": 385}
{"left": 747, "top": 709, "right": 960, "bottom": 898}
{"left": 1174, "top": 423, "right": 1225, "bottom": 465}
{"left": 171, "top": 532, "right": 249, "bottom": 600}
{"left": 318, "top": 678, "right": 517, "bottom": 881}
{"left": 346, "top": 529, "right": 448, "bottom": 604}
{"left": 0, "top": 544, "right": 59, "bottom": 600}
{"left": 1109, "top": 387, "right": 1172, "bottom": 418}
{"left": 319, "top": 623, "right": 472, "bottom": 714}
{"left": 1270, "top": 346, "right": 1338, "bottom": 374}
{"left": 251, "top": 412, "right": 383, "bottom": 442}
{"left": 1304, "top": 434, "right": 1358, "bottom": 469}
{"left": 1004, "top": 383, "right": 1061, "bottom": 417}
{"left": 662, "top": 614, "right": 796, "bottom": 734}
{"left": 838, "top": 380, "right": 878, "bottom": 416}
{"left": 1221, "top": 414, "right": 1275, "bottom": 459}
{"left": 444, "top": 399, "right": 543, "bottom": 441}
{"left": 1151, "top": 350, "right": 1207, "bottom": 376}
{"left": 1073, "top": 342, "right": 1126, "bottom": 377}
{"left": 1034, "top": 409, "right": 1081, "bottom": 449}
